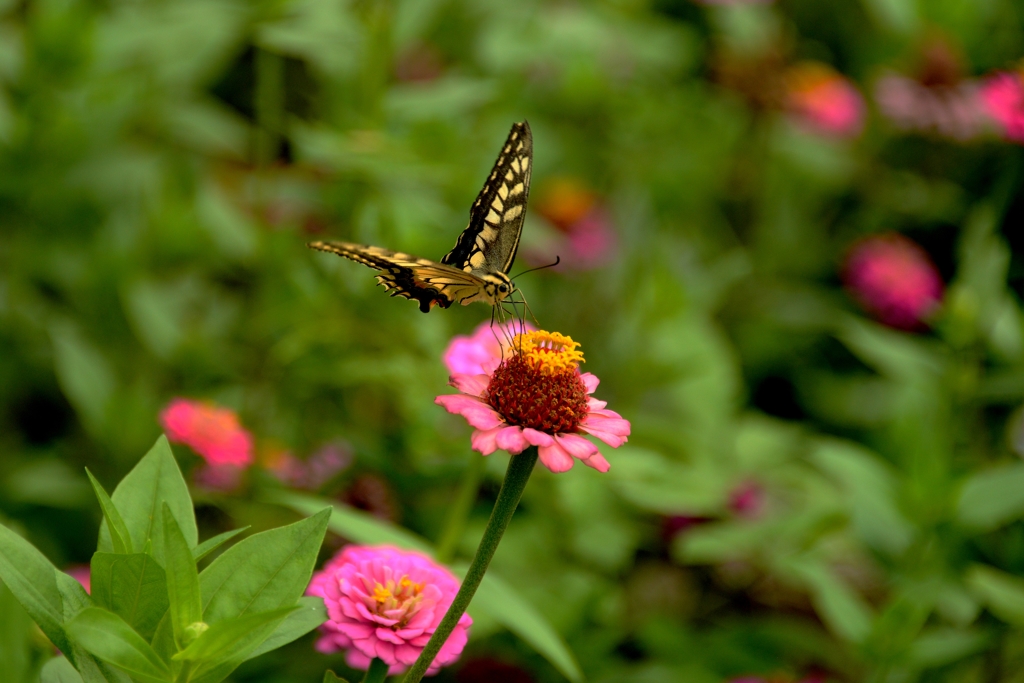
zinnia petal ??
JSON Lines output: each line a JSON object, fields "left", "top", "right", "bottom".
{"left": 495, "top": 426, "right": 529, "bottom": 454}
{"left": 471, "top": 426, "right": 504, "bottom": 455}
{"left": 448, "top": 372, "right": 490, "bottom": 398}
{"left": 580, "top": 450, "right": 611, "bottom": 473}
{"left": 537, "top": 441, "right": 576, "bottom": 473}
{"left": 580, "top": 411, "right": 631, "bottom": 447}
{"left": 435, "top": 394, "right": 504, "bottom": 430}
{"left": 580, "top": 372, "right": 600, "bottom": 394}
{"left": 521, "top": 428, "right": 555, "bottom": 448}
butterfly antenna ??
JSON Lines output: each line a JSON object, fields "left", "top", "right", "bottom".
{"left": 510, "top": 256, "right": 561, "bottom": 282}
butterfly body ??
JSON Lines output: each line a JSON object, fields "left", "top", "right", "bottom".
{"left": 309, "top": 121, "right": 532, "bottom": 313}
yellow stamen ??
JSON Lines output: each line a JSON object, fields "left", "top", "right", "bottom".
{"left": 373, "top": 585, "right": 392, "bottom": 603}
{"left": 513, "top": 330, "right": 585, "bottom": 374}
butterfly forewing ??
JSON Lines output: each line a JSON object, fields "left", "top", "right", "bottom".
{"left": 309, "top": 121, "right": 533, "bottom": 313}
{"left": 442, "top": 121, "right": 533, "bottom": 275}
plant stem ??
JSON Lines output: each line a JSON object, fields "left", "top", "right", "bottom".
{"left": 362, "top": 657, "right": 390, "bottom": 683}
{"left": 402, "top": 448, "right": 538, "bottom": 683}
{"left": 435, "top": 451, "right": 486, "bottom": 564}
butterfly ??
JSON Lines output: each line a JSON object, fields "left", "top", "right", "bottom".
{"left": 309, "top": 121, "right": 533, "bottom": 314}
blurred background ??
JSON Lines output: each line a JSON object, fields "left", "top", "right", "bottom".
{"left": 4, "top": 0, "right": 1024, "bottom": 680}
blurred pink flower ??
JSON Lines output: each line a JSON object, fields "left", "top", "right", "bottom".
{"left": 875, "top": 74, "right": 984, "bottom": 141}
{"left": 785, "top": 62, "right": 865, "bottom": 137}
{"left": 193, "top": 464, "right": 245, "bottom": 492}
{"left": 443, "top": 320, "right": 535, "bottom": 376}
{"left": 728, "top": 481, "right": 765, "bottom": 519}
{"left": 160, "top": 398, "right": 254, "bottom": 467}
{"left": 65, "top": 565, "right": 90, "bottom": 594}
{"left": 267, "top": 443, "right": 352, "bottom": 490}
{"left": 436, "top": 330, "right": 630, "bottom": 474}
{"left": 843, "top": 234, "right": 944, "bottom": 331}
{"left": 980, "top": 72, "right": 1024, "bottom": 142}
{"left": 306, "top": 544, "right": 471, "bottom": 676}
{"left": 534, "top": 179, "right": 616, "bottom": 271}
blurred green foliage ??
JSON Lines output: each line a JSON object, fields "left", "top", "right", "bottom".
{"left": 3, "top": 0, "right": 1024, "bottom": 681}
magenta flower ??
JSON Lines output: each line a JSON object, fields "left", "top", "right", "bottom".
{"left": 65, "top": 565, "right": 91, "bottom": 594}
{"left": 728, "top": 481, "right": 765, "bottom": 519}
{"left": 875, "top": 74, "right": 984, "bottom": 141}
{"left": 306, "top": 545, "right": 471, "bottom": 676}
{"left": 785, "top": 62, "right": 865, "bottom": 138}
{"left": 980, "top": 72, "right": 1024, "bottom": 142}
{"left": 159, "top": 398, "right": 254, "bottom": 467}
{"left": 436, "top": 330, "right": 630, "bottom": 474}
{"left": 843, "top": 234, "right": 944, "bottom": 331}
{"left": 443, "top": 320, "right": 534, "bottom": 376}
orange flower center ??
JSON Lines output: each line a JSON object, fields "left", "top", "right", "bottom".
{"left": 486, "top": 330, "right": 589, "bottom": 434}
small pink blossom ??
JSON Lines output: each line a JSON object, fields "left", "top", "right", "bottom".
{"left": 306, "top": 545, "right": 471, "bottom": 676}
{"left": 533, "top": 178, "right": 616, "bottom": 271}
{"left": 65, "top": 565, "right": 91, "bottom": 594}
{"left": 267, "top": 443, "right": 352, "bottom": 490}
{"left": 980, "top": 72, "right": 1024, "bottom": 142}
{"left": 443, "top": 320, "right": 535, "bottom": 376}
{"left": 159, "top": 398, "right": 254, "bottom": 467}
{"left": 192, "top": 463, "right": 245, "bottom": 492}
{"left": 786, "top": 62, "right": 865, "bottom": 138}
{"left": 875, "top": 74, "right": 985, "bottom": 141}
{"left": 728, "top": 481, "right": 765, "bottom": 519}
{"left": 436, "top": 330, "right": 630, "bottom": 474}
{"left": 843, "top": 234, "right": 944, "bottom": 331}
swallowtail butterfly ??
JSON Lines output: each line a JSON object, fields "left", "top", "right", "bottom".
{"left": 309, "top": 121, "right": 533, "bottom": 313}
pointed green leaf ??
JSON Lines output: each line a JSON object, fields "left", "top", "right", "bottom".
{"left": 174, "top": 606, "right": 296, "bottom": 664}
{"left": 85, "top": 470, "right": 132, "bottom": 554}
{"left": 193, "top": 528, "right": 249, "bottom": 562}
{"left": 323, "top": 671, "right": 351, "bottom": 683}
{"left": 51, "top": 574, "right": 132, "bottom": 683}
{"left": 200, "top": 509, "right": 330, "bottom": 623}
{"left": 244, "top": 596, "right": 326, "bottom": 661}
{"left": 0, "top": 522, "right": 70, "bottom": 655}
{"left": 957, "top": 463, "right": 1024, "bottom": 531}
{"left": 89, "top": 554, "right": 168, "bottom": 641}
{"left": 98, "top": 436, "right": 197, "bottom": 566}
{"left": 66, "top": 608, "right": 172, "bottom": 683}
{"left": 966, "top": 564, "right": 1024, "bottom": 627}
{"left": 162, "top": 503, "right": 202, "bottom": 649}
{"left": 41, "top": 657, "right": 85, "bottom": 683}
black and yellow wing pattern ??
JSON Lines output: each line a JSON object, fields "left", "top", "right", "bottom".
{"left": 309, "top": 121, "right": 533, "bottom": 313}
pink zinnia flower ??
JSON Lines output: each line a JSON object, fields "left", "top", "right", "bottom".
{"left": 436, "top": 330, "right": 631, "bottom": 474}
{"left": 875, "top": 74, "right": 984, "bottom": 141}
{"left": 306, "top": 545, "right": 471, "bottom": 676}
{"left": 843, "top": 233, "right": 944, "bottom": 331}
{"left": 980, "top": 72, "right": 1024, "bottom": 142}
{"left": 443, "top": 320, "right": 535, "bottom": 376}
{"left": 159, "top": 398, "right": 254, "bottom": 467}
{"left": 65, "top": 565, "right": 91, "bottom": 594}
{"left": 785, "top": 62, "right": 865, "bottom": 138}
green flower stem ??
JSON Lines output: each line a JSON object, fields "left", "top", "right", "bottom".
{"left": 362, "top": 658, "right": 390, "bottom": 683}
{"left": 435, "top": 451, "right": 487, "bottom": 564}
{"left": 402, "top": 447, "right": 539, "bottom": 683}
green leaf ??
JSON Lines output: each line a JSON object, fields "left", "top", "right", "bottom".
{"left": 98, "top": 436, "right": 197, "bottom": 566}
{"left": 908, "top": 627, "right": 992, "bottom": 668}
{"left": 786, "top": 557, "right": 873, "bottom": 643}
{"left": 65, "top": 608, "right": 173, "bottom": 683}
{"left": 200, "top": 508, "right": 330, "bottom": 623}
{"left": 85, "top": 470, "right": 132, "bottom": 555}
{"left": 174, "top": 606, "right": 296, "bottom": 664}
{"left": 957, "top": 464, "right": 1024, "bottom": 531}
{"left": 193, "top": 528, "right": 249, "bottom": 562}
{"left": 0, "top": 578, "right": 31, "bottom": 682}
{"left": 323, "top": 671, "right": 351, "bottom": 683}
{"left": 89, "top": 553, "right": 169, "bottom": 641}
{"left": 470, "top": 571, "right": 583, "bottom": 683}
{"left": 244, "top": 596, "right": 326, "bottom": 661}
{"left": 965, "top": 564, "right": 1024, "bottom": 627}
{"left": 0, "top": 522, "right": 70, "bottom": 655}
{"left": 268, "top": 491, "right": 432, "bottom": 552}
{"left": 162, "top": 503, "right": 203, "bottom": 649}
{"left": 40, "top": 657, "right": 85, "bottom": 683}
{"left": 49, "top": 322, "right": 115, "bottom": 433}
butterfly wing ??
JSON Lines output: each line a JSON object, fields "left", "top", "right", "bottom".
{"left": 308, "top": 241, "right": 491, "bottom": 313}
{"left": 442, "top": 121, "right": 533, "bottom": 276}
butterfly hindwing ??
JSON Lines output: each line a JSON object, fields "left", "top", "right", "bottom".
{"left": 307, "top": 241, "right": 492, "bottom": 313}
{"left": 442, "top": 121, "right": 532, "bottom": 276}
